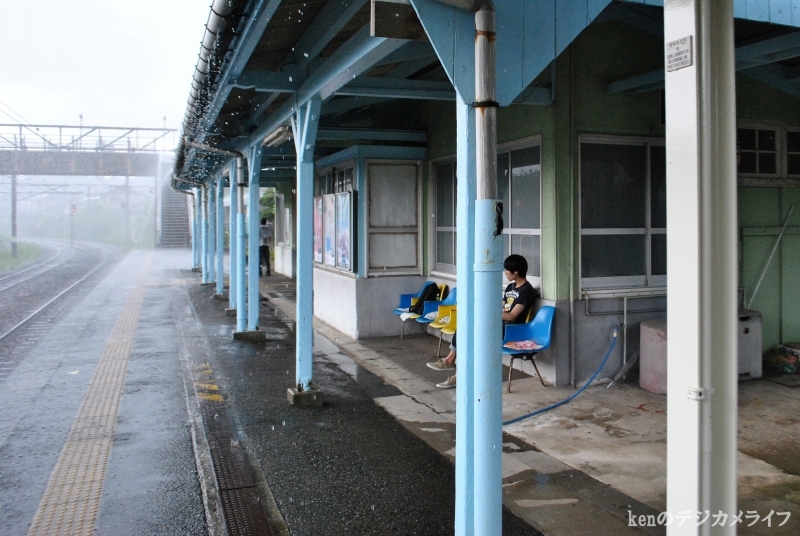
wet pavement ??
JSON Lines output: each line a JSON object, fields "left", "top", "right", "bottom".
{"left": 185, "top": 278, "right": 541, "bottom": 535}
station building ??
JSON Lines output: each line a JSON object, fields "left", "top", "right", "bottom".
{"left": 173, "top": 0, "right": 800, "bottom": 532}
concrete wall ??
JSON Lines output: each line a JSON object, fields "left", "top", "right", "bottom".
{"left": 274, "top": 245, "right": 295, "bottom": 278}
{"left": 313, "top": 267, "right": 358, "bottom": 337}
{"left": 313, "top": 267, "right": 429, "bottom": 339}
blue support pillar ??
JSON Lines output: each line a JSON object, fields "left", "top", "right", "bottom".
{"left": 193, "top": 188, "right": 201, "bottom": 269}
{"left": 247, "top": 145, "right": 263, "bottom": 331}
{"left": 216, "top": 175, "right": 225, "bottom": 296}
{"left": 208, "top": 181, "right": 217, "bottom": 284}
{"left": 201, "top": 187, "right": 209, "bottom": 283}
{"left": 288, "top": 97, "right": 322, "bottom": 405}
{"left": 236, "top": 158, "right": 248, "bottom": 332}
{"left": 229, "top": 162, "right": 238, "bottom": 309}
{"left": 454, "top": 95, "right": 477, "bottom": 536}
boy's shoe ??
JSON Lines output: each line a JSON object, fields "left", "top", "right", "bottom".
{"left": 427, "top": 358, "right": 455, "bottom": 371}
{"left": 436, "top": 375, "right": 456, "bottom": 389}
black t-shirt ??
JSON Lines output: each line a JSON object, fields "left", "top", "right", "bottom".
{"left": 503, "top": 281, "right": 540, "bottom": 324}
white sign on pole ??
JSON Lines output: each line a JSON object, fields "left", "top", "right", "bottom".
{"left": 666, "top": 36, "right": 693, "bottom": 72}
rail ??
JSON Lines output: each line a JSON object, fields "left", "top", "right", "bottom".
{"left": 0, "top": 124, "right": 177, "bottom": 153}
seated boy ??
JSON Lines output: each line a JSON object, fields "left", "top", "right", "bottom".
{"left": 426, "top": 254, "right": 540, "bottom": 389}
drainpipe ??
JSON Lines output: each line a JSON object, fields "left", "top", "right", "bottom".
{"left": 471, "top": 5, "right": 503, "bottom": 535}
{"left": 185, "top": 0, "right": 238, "bottom": 133}
{"left": 236, "top": 155, "right": 247, "bottom": 333}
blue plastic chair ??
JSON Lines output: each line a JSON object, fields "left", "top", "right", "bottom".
{"left": 415, "top": 287, "right": 457, "bottom": 325}
{"left": 392, "top": 282, "right": 437, "bottom": 315}
{"left": 502, "top": 305, "right": 555, "bottom": 391}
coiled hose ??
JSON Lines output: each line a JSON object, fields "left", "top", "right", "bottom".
{"left": 502, "top": 326, "right": 619, "bottom": 426}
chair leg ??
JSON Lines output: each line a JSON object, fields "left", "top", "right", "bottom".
{"left": 401, "top": 320, "right": 405, "bottom": 340}
{"left": 507, "top": 356, "right": 516, "bottom": 394}
{"left": 436, "top": 332, "right": 443, "bottom": 357}
{"left": 531, "top": 358, "right": 546, "bottom": 387}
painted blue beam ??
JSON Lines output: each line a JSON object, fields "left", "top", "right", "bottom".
{"left": 248, "top": 27, "right": 407, "bottom": 148}
{"left": 216, "top": 175, "right": 225, "bottom": 296}
{"left": 454, "top": 94, "right": 476, "bottom": 536}
{"left": 317, "top": 128, "right": 427, "bottom": 142}
{"left": 409, "top": 0, "right": 475, "bottom": 103}
{"left": 196, "top": 0, "right": 283, "bottom": 143}
{"left": 193, "top": 188, "right": 202, "bottom": 269}
{"left": 288, "top": 0, "right": 369, "bottom": 72}
{"left": 247, "top": 144, "right": 264, "bottom": 331}
{"left": 228, "top": 70, "right": 297, "bottom": 93}
{"left": 321, "top": 97, "right": 392, "bottom": 115}
{"left": 335, "top": 77, "right": 456, "bottom": 100}
{"left": 202, "top": 188, "right": 209, "bottom": 283}
{"left": 291, "top": 98, "right": 322, "bottom": 392}
{"left": 374, "top": 41, "right": 438, "bottom": 67}
{"left": 743, "top": 63, "right": 800, "bottom": 100}
{"left": 229, "top": 162, "right": 238, "bottom": 310}
{"left": 608, "top": 30, "right": 800, "bottom": 94}
{"left": 383, "top": 53, "right": 439, "bottom": 78}
{"left": 208, "top": 181, "right": 217, "bottom": 284}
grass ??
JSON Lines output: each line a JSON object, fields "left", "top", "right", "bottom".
{"left": 0, "top": 236, "right": 42, "bottom": 273}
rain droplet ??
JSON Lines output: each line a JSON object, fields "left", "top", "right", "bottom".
{"left": 289, "top": 76, "right": 293, "bottom": 82}
{"left": 303, "top": 52, "right": 308, "bottom": 57}
{"left": 371, "top": 505, "right": 375, "bottom": 510}
{"left": 282, "top": 421, "right": 285, "bottom": 426}
{"left": 272, "top": 425, "right": 275, "bottom": 430}
{"left": 214, "top": 413, "right": 219, "bottom": 420}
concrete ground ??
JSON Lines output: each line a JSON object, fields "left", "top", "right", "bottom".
{"left": 262, "top": 274, "right": 800, "bottom": 536}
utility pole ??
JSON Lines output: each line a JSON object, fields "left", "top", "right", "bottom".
{"left": 125, "top": 175, "right": 130, "bottom": 249}
{"left": 11, "top": 175, "right": 17, "bottom": 257}
{"left": 70, "top": 202, "right": 76, "bottom": 246}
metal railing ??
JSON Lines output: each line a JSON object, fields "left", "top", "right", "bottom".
{"left": 0, "top": 124, "right": 177, "bottom": 153}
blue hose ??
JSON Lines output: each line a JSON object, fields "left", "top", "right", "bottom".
{"left": 502, "top": 326, "right": 619, "bottom": 426}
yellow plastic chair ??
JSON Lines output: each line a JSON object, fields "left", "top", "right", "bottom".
{"left": 429, "top": 305, "right": 456, "bottom": 357}
{"left": 400, "top": 284, "right": 448, "bottom": 339}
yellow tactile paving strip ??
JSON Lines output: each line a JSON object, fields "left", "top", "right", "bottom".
{"left": 28, "top": 253, "right": 153, "bottom": 536}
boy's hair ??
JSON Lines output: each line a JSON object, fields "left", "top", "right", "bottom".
{"left": 260, "top": 217, "right": 267, "bottom": 225}
{"left": 503, "top": 254, "right": 528, "bottom": 278}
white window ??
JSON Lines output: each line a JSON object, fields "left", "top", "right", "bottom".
{"left": 579, "top": 136, "right": 666, "bottom": 289}
{"left": 431, "top": 138, "right": 543, "bottom": 284}
{"left": 498, "top": 139, "right": 542, "bottom": 288}
{"left": 367, "top": 161, "right": 421, "bottom": 274}
{"left": 434, "top": 161, "right": 456, "bottom": 274}
{"left": 736, "top": 124, "right": 800, "bottom": 180}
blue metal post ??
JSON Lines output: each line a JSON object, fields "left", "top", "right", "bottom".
{"left": 455, "top": 95, "right": 477, "bottom": 536}
{"left": 236, "top": 157, "right": 247, "bottom": 332}
{"left": 247, "top": 145, "right": 264, "bottom": 331}
{"left": 193, "top": 188, "right": 201, "bottom": 269}
{"left": 201, "top": 187, "right": 209, "bottom": 283}
{"left": 208, "top": 181, "right": 217, "bottom": 284}
{"left": 472, "top": 8, "right": 502, "bottom": 534}
{"left": 216, "top": 175, "right": 225, "bottom": 295}
{"left": 292, "top": 98, "right": 321, "bottom": 391}
{"left": 229, "top": 163, "right": 238, "bottom": 309}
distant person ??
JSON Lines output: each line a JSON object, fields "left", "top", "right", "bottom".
{"left": 259, "top": 217, "right": 273, "bottom": 276}
{"left": 427, "top": 254, "right": 540, "bottom": 389}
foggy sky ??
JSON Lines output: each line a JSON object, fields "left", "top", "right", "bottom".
{"left": 0, "top": 1, "right": 211, "bottom": 136}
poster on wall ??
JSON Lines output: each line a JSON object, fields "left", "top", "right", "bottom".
{"left": 323, "top": 194, "right": 336, "bottom": 266}
{"left": 313, "top": 197, "right": 323, "bottom": 263}
{"left": 336, "top": 192, "right": 350, "bottom": 269}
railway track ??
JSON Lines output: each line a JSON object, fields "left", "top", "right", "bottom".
{"left": 0, "top": 242, "right": 117, "bottom": 382}
{"left": 0, "top": 241, "right": 74, "bottom": 293}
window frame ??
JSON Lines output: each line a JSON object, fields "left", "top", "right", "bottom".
{"left": 431, "top": 156, "right": 457, "bottom": 277}
{"left": 365, "top": 159, "right": 423, "bottom": 276}
{"left": 315, "top": 159, "right": 356, "bottom": 196}
{"left": 497, "top": 135, "right": 543, "bottom": 289}
{"left": 579, "top": 134, "right": 666, "bottom": 290}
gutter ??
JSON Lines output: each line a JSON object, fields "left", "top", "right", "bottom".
{"left": 185, "top": 0, "right": 240, "bottom": 135}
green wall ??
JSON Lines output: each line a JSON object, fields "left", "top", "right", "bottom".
{"left": 420, "top": 17, "right": 800, "bottom": 351}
